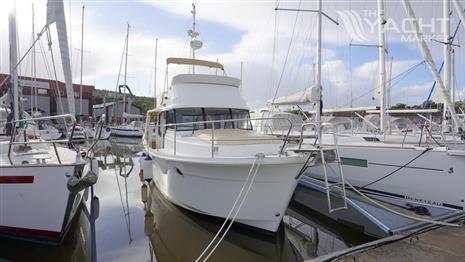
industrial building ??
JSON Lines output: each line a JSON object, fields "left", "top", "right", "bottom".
{"left": 92, "top": 100, "right": 144, "bottom": 124}
{"left": 0, "top": 74, "right": 94, "bottom": 117}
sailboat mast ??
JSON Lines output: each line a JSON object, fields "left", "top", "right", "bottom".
{"left": 153, "top": 38, "right": 158, "bottom": 107}
{"left": 123, "top": 23, "right": 129, "bottom": 117}
{"left": 79, "top": 5, "right": 85, "bottom": 118}
{"left": 315, "top": 0, "right": 322, "bottom": 147}
{"left": 402, "top": 0, "right": 463, "bottom": 130}
{"left": 442, "top": 0, "right": 451, "bottom": 131}
{"left": 31, "top": 3, "right": 36, "bottom": 115}
{"left": 378, "top": 0, "right": 387, "bottom": 134}
{"left": 9, "top": 2, "right": 19, "bottom": 121}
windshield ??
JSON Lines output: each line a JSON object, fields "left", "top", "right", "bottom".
{"left": 165, "top": 107, "right": 252, "bottom": 131}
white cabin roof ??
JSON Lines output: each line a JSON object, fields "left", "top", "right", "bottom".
{"left": 172, "top": 74, "right": 240, "bottom": 87}
{"left": 158, "top": 74, "right": 247, "bottom": 111}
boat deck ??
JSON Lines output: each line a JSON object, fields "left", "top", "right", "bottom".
{"left": 0, "top": 144, "right": 79, "bottom": 166}
{"left": 309, "top": 219, "right": 465, "bottom": 261}
{"left": 297, "top": 176, "right": 464, "bottom": 238}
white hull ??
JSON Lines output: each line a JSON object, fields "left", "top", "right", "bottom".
{"left": 306, "top": 144, "right": 465, "bottom": 211}
{"left": 149, "top": 149, "right": 305, "bottom": 232}
{"left": 26, "top": 127, "right": 62, "bottom": 141}
{"left": 0, "top": 163, "right": 84, "bottom": 243}
{"left": 85, "top": 127, "right": 111, "bottom": 140}
{"left": 110, "top": 126, "right": 143, "bottom": 138}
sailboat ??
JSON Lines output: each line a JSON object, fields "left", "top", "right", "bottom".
{"left": 110, "top": 24, "right": 144, "bottom": 139}
{"left": 270, "top": 0, "right": 465, "bottom": 213}
{"left": 0, "top": 0, "right": 97, "bottom": 244}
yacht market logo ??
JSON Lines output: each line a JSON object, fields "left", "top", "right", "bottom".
{"left": 337, "top": 10, "right": 449, "bottom": 43}
{"left": 337, "top": 10, "right": 370, "bottom": 42}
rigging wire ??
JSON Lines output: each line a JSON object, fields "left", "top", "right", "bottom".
{"left": 286, "top": 8, "right": 305, "bottom": 90}
{"left": 111, "top": 154, "right": 133, "bottom": 244}
{"left": 341, "top": 60, "right": 426, "bottom": 108}
{"left": 45, "top": 28, "right": 66, "bottom": 116}
{"left": 113, "top": 34, "right": 128, "bottom": 121}
{"left": 360, "top": 148, "right": 433, "bottom": 189}
{"left": 269, "top": 1, "right": 279, "bottom": 98}
{"left": 271, "top": 0, "right": 303, "bottom": 104}
{"left": 292, "top": 5, "right": 316, "bottom": 94}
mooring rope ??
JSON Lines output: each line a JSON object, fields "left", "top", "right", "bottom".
{"left": 345, "top": 179, "right": 462, "bottom": 227}
{"left": 195, "top": 153, "right": 265, "bottom": 262}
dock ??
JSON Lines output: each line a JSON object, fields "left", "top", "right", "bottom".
{"left": 309, "top": 219, "right": 465, "bottom": 261}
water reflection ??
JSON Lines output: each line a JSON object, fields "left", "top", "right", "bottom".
{"left": 143, "top": 183, "right": 299, "bottom": 262}
{"left": 0, "top": 139, "right": 371, "bottom": 262}
{"left": 142, "top": 181, "right": 371, "bottom": 261}
{"left": 0, "top": 204, "right": 92, "bottom": 262}
{"left": 92, "top": 138, "right": 149, "bottom": 262}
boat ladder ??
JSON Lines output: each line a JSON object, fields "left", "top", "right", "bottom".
{"left": 320, "top": 146, "right": 347, "bottom": 213}
{"left": 293, "top": 123, "right": 348, "bottom": 213}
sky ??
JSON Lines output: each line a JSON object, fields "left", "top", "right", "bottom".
{"left": 1, "top": 0, "right": 465, "bottom": 110}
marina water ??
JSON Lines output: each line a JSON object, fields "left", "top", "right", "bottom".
{"left": 0, "top": 138, "right": 373, "bottom": 262}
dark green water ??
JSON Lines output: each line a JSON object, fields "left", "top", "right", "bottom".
{"left": 0, "top": 138, "right": 372, "bottom": 262}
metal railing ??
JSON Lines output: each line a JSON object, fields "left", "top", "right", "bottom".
{"left": 298, "top": 122, "right": 318, "bottom": 149}
{"left": 5, "top": 114, "right": 77, "bottom": 165}
{"left": 146, "top": 116, "right": 294, "bottom": 158}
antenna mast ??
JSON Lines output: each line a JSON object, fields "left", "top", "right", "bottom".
{"left": 188, "top": 3, "right": 202, "bottom": 74}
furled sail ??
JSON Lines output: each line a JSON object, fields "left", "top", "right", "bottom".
{"left": 122, "top": 112, "right": 144, "bottom": 119}
{"left": 46, "top": 0, "right": 75, "bottom": 116}
{"left": 268, "top": 86, "right": 320, "bottom": 106}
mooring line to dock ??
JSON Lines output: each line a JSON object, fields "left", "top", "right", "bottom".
{"left": 195, "top": 153, "right": 265, "bottom": 262}
{"left": 344, "top": 180, "right": 462, "bottom": 228}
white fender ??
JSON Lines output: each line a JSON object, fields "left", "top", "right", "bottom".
{"left": 142, "top": 155, "right": 153, "bottom": 181}
{"left": 141, "top": 184, "right": 148, "bottom": 203}
{"left": 90, "top": 157, "right": 99, "bottom": 175}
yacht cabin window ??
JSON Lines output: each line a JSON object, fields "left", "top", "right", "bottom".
{"left": 165, "top": 107, "right": 252, "bottom": 131}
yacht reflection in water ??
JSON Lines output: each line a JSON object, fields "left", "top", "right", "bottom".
{"left": 0, "top": 204, "right": 93, "bottom": 262}
{"left": 95, "top": 138, "right": 145, "bottom": 245}
{"left": 142, "top": 182, "right": 301, "bottom": 262}
{"left": 140, "top": 180, "right": 372, "bottom": 261}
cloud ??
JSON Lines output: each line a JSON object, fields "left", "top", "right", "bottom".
{"left": 1, "top": 0, "right": 462, "bottom": 113}
{"left": 390, "top": 82, "right": 431, "bottom": 105}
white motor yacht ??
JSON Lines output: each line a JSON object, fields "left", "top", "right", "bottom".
{"left": 143, "top": 58, "right": 319, "bottom": 232}
{"left": 110, "top": 120, "right": 144, "bottom": 138}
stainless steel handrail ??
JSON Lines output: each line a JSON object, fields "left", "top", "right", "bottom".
{"left": 152, "top": 117, "right": 294, "bottom": 157}
{"left": 6, "top": 114, "right": 77, "bottom": 165}
{"left": 299, "top": 122, "right": 318, "bottom": 150}
{"left": 86, "top": 118, "right": 106, "bottom": 156}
